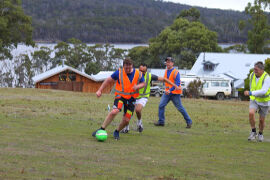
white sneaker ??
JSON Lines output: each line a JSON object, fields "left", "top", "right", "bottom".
{"left": 120, "top": 125, "right": 129, "bottom": 133}
{"left": 248, "top": 131, "right": 257, "bottom": 141}
{"left": 258, "top": 134, "right": 264, "bottom": 142}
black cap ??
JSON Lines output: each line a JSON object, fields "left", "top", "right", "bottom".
{"left": 165, "top": 57, "right": 174, "bottom": 63}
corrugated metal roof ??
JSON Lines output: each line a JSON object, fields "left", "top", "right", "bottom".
{"left": 149, "top": 68, "right": 190, "bottom": 77}
{"left": 93, "top": 68, "right": 191, "bottom": 81}
{"left": 189, "top": 53, "right": 270, "bottom": 80}
{"left": 91, "top": 71, "right": 114, "bottom": 81}
{"left": 32, "top": 65, "right": 105, "bottom": 83}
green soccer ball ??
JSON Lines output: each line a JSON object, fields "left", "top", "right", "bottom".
{"left": 96, "top": 130, "right": 108, "bottom": 141}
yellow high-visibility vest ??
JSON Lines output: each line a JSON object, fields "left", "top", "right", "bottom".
{"left": 138, "top": 72, "right": 151, "bottom": 98}
{"left": 249, "top": 71, "right": 270, "bottom": 102}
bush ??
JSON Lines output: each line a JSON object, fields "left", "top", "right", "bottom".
{"left": 238, "top": 88, "right": 249, "bottom": 101}
{"left": 186, "top": 79, "right": 203, "bottom": 98}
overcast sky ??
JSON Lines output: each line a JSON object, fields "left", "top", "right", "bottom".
{"left": 165, "top": 0, "right": 254, "bottom": 11}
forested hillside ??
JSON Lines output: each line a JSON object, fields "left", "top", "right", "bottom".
{"left": 22, "top": 0, "right": 259, "bottom": 43}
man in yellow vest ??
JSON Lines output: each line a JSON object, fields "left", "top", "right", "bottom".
{"left": 244, "top": 61, "right": 270, "bottom": 142}
{"left": 121, "top": 63, "right": 181, "bottom": 133}
{"left": 154, "top": 57, "right": 192, "bottom": 128}
{"left": 92, "top": 58, "right": 146, "bottom": 140}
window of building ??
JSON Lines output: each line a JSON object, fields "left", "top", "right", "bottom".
{"left": 59, "top": 72, "right": 67, "bottom": 81}
{"left": 68, "top": 71, "right": 76, "bottom": 81}
{"left": 204, "top": 64, "right": 214, "bottom": 71}
{"left": 202, "top": 61, "right": 219, "bottom": 71}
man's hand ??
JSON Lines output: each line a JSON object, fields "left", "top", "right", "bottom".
{"left": 165, "top": 90, "right": 170, "bottom": 95}
{"left": 175, "top": 86, "right": 182, "bottom": 90}
{"left": 96, "top": 90, "right": 102, "bottom": 98}
{"left": 133, "top": 85, "right": 139, "bottom": 91}
{"left": 244, "top": 91, "right": 250, "bottom": 96}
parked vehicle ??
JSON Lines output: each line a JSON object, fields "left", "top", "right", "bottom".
{"left": 181, "top": 75, "right": 231, "bottom": 100}
{"left": 150, "top": 86, "right": 164, "bottom": 97}
{"left": 201, "top": 78, "right": 231, "bottom": 100}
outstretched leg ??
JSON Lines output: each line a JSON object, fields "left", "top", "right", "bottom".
{"left": 171, "top": 94, "right": 192, "bottom": 126}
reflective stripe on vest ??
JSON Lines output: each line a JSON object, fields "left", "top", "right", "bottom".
{"left": 115, "top": 68, "right": 141, "bottom": 98}
{"left": 165, "top": 70, "right": 177, "bottom": 89}
{"left": 138, "top": 72, "right": 151, "bottom": 98}
{"left": 249, "top": 71, "right": 270, "bottom": 102}
{"left": 164, "top": 68, "right": 182, "bottom": 94}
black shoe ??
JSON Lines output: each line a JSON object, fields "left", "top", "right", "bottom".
{"left": 113, "top": 130, "right": 120, "bottom": 140}
{"left": 154, "top": 122, "right": 164, "bottom": 126}
{"left": 92, "top": 128, "right": 101, "bottom": 137}
{"left": 137, "top": 125, "right": 143, "bottom": 133}
{"left": 186, "top": 123, "right": 192, "bottom": 129}
{"left": 120, "top": 129, "right": 129, "bottom": 134}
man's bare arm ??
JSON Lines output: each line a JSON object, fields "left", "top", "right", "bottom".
{"left": 96, "top": 77, "right": 115, "bottom": 97}
{"left": 157, "top": 77, "right": 181, "bottom": 90}
{"left": 133, "top": 82, "right": 146, "bottom": 91}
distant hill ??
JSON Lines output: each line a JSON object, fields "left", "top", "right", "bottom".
{"left": 22, "top": 0, "right": 257, "bottom": 43}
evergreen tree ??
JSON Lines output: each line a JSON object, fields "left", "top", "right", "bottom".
{"left": 149, "top": 15, "right": 222, "bottom": 68}
{"left": 0, "top": 0, "right": 34, "bottom": 60}
{"left": 244, "top": 0, "right": 270, "bottom": 53}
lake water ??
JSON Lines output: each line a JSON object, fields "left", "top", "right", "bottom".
{"left": 11, "top": 43, "right": 235, "bottom": 58}
{"left": 11, "top": 43, "right": 148, "bottom": 57}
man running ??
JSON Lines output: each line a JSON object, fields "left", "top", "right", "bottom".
{"left": 154, "top": 57, "right": 193, "bottom": 128}
{"left": 92, "top": 58, "right": 145, "bottom": 140}
{"left": 121, "top": 63, "right": 181, "bottom": 133}
{"left": 244, "top": 61, "right": 270, "bottom": 142}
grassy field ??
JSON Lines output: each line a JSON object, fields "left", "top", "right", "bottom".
{"left": 0, "top": 88, "right": 270, "bottom": 180}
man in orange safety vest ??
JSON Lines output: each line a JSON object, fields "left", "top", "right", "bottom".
{"left": 92, "top": 58, "right": 146, "bottom": 140}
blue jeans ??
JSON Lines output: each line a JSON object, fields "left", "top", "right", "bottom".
{"left": 158, "top": 93, "right": 192, "bottom": 125}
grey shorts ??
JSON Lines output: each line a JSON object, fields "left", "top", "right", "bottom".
{"left": 249, "top": 100, "right": 270, "bottom": 117}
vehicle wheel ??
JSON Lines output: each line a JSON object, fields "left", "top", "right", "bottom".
{"left": 155, "top": 93, "right": 160, "bottom": 97}
{"left": 216, "top": 92, "right": 225, "bottom": 100}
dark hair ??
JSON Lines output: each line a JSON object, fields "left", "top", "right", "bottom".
{"left": 123, "top": 58, "right": 133, "bottom": 66}
{"left": 255, "top": 61, "right": 264, "bottom": 70}
{"left": 139, "top": 63, "right": 148, "bottom": 68}
{"left": 165, "top": 57, "right": 174, "bottom": 62}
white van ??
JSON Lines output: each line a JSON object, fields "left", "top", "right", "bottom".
{"left": 181, "top": 75, "right": 231, "bottom": 100}
{"left": 201, "top": 78, "right": 231, "bottom": 100}
{"left": 180, "top": 75, "right": 198, "bottom": 90}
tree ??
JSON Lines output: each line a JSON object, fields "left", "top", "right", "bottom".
{"left": 0, "top": 0, "right": 34, "bottom": 60}
{"left": 177, "top": 8, "right": 200, "bottom": 22}
{"left": 106, "top": 46, "right": 125, "bottom": 71}
{"left": 260, "top": 0, "right": 270, "bottom": 9}
{"left": 223, "top": 44, "right": 248, "bottom": 53}
{"left": 53, "top": 39, "right": 125, "bottom": 75}
{"left": 53, "top": 41, "right": 70, "bottom": 67}
{"left": 87, "top": 43, "right": 125, "bottom": 73}
{"left": 85, "top": 62, "right": 100, "bottom": 75}
{"left": 149, "top": 16, "right": 222, "bottom": 68}
{"left": 244, "top": 0, "right": 270, "bottom": 53}
{"left": 53, "top": 38, "right": 90, "bottom": 70}
{"left": 128, "top": 46, "right": 152, "bottom": 67}
{"left": 13, "top": 54, "right": 33, "bottom": 87}
{"left": 32, "top": 46, "right": 52, "bottom": 74}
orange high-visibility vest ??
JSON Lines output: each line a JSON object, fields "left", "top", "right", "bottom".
{"left": 164, "top": 68, "right": 182, "bottom": 94}
{"left": 115, "top": 68, "right": 142, "bottom": 99}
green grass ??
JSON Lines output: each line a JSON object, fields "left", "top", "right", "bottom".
{"left": 0, "top": 88, "right": 270, "bottom": 179}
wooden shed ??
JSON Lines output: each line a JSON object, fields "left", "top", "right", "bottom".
{"left": 32, "top": 65, "right": 114, "bottom": 93}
